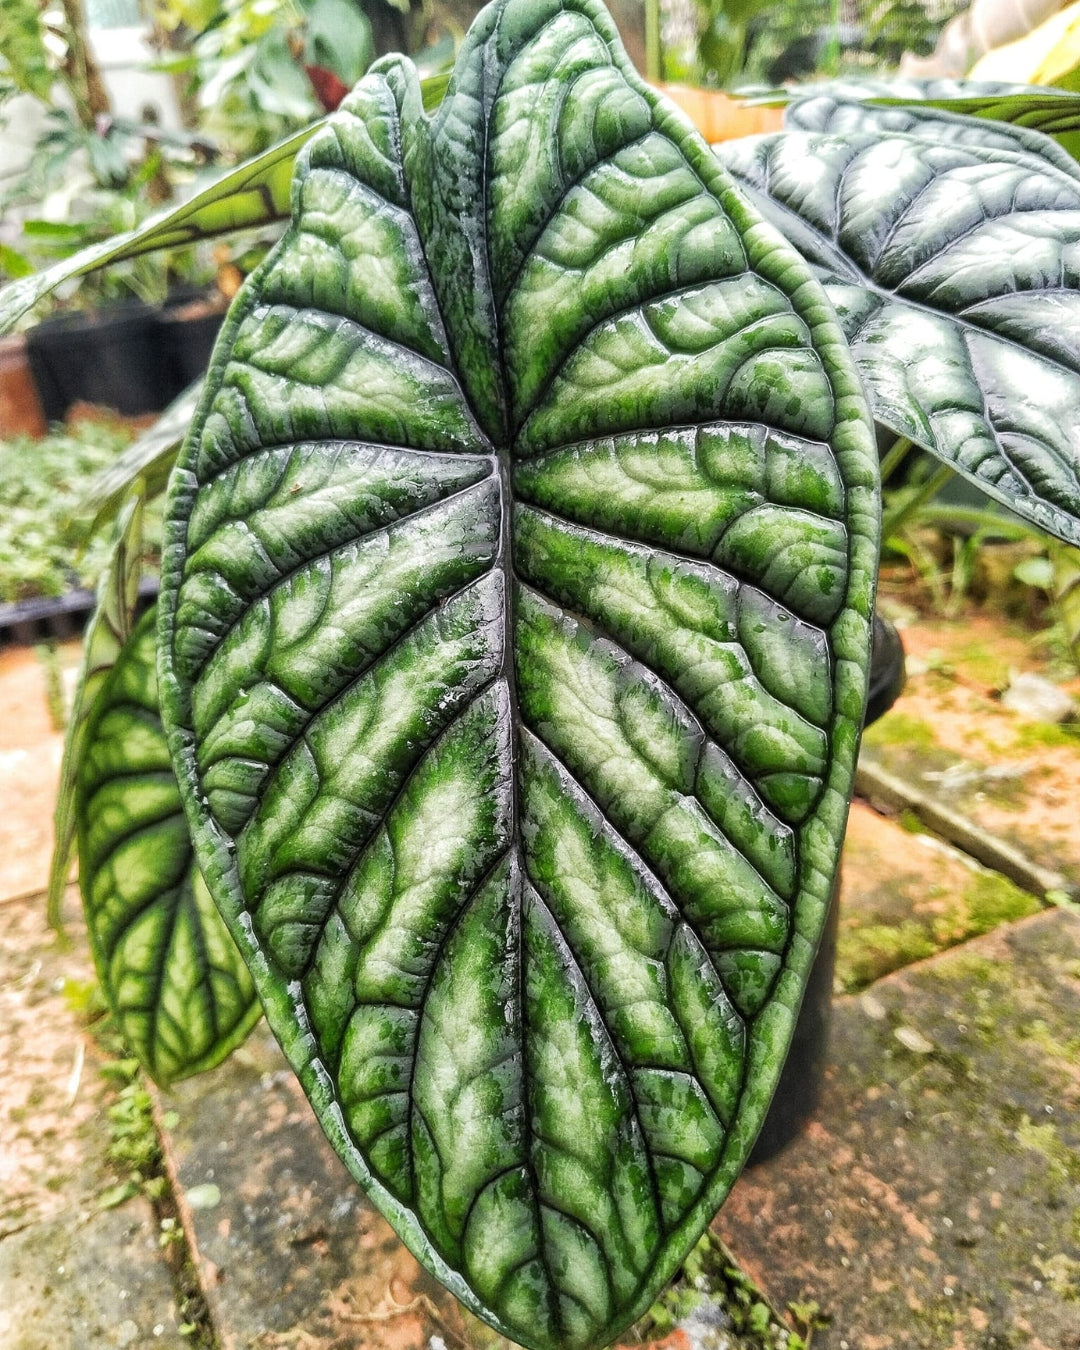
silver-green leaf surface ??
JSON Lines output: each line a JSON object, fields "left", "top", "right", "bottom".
{"left": 781, "top": 79, "right": 1080, "bottom": 160}
{"left": 49, "top": 494, "right": 145, "bottom": 930}
{"left": 157, "top": 2, "right": 878, "bottom": 1345}
{"left": 785, "top": 91, "right": 1080, "bottom": 179}
{"left": 719, "top": 124, "right": 1080, "bottom": 547}
{"left": 76, "top": 608, "right": 261, "bottom": 1086}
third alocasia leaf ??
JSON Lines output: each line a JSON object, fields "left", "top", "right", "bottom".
{"left": 718, "top": 103, "right": 1080, "bottom": 547}
{"left": 77, "top": 607, "right": 261, "bottom": 1086}
{"left": 157, "top": 1, "right": 879, "bottom": 1345}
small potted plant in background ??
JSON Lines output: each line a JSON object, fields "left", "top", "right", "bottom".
{"left": 0, "top": 0, "right": 227, "bottom": 418}
{"left": 6, "top": 1, "right": 1080, "bottom": 1346}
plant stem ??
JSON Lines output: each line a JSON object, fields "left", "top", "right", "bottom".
{"left": 59, "top": 0, "right": 112, "bottom": 129}
{"left": 915, "top": 503, "right": 1035, "bottom": 540}
{"left": 645, "top": 0, "right": 662, "bottom": 81}
{"left": 878, "top": 435, "right": 913, "bottom": 486}
{"left": 881, "top": 461, "right": 954, "bottom": 541}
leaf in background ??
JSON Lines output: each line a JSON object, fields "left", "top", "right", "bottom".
{"left": 157, "top": 1, "right": 878, "bottom": 1345}
{"left": 0, "top": 242, "right": 32, "bottom": 279}
{"left": 0, "top": 71, "right": 451, "bottom": 338}
{"left": 762, "top": 76, "right": 1073, "bottom": 105}
{"left": 48, "top": 495, "right": 145, "bottom": 931}
{"left": 249, "top": 30, "right": 321, "bottom": 121}
{"left": 0, "top": 126, "right": 319, "bottom": 336}
{"left": 0, "top": 0, "right": 53, "bottom": 102}
{"left": 304, "top": 0, "right": 373, "bottom": 92}
{"left": 81, "top": 380, "right": 202, "bottom": 535}
{"left": 875, "top": 92, "right": 1080, "bottom": 138}
{"left": 784, "top": 91, "right": 1080, "bottom": 180}
{"left": 719, "top": 128, "right": 1080, "bottom": 548}
{"left": 765, "top": 78, "right": 1080, "bottom": 160}
{"left": 76, "top": 606, "right": 261, "bottom": 1086}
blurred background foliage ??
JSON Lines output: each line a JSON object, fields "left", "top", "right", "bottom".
{"left": 5, "top": 0, "right": 1080, "bottom": 306}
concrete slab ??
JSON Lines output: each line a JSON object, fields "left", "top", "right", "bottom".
{"left": 716, "top": 909, "right": 1080, "bottom": 1350}
{"left": 0, "top": 888, "right": 186, "bottom": 1348}
{"left": 0, "top": 1199, "right": 186, "bottom": 1350}
{"left": 158, "top": 1023, "right": 482, "bottom": 1350}
{"left": 835, "top": 801, "right": 1041, "bottom": 992}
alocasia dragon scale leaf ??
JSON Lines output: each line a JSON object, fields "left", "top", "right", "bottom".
{"left": 718, "top": 110, "right": 1080, "bottom": 547}
{"left": 49, "top": 493, "right": 145, "bottom": 930}
{"left": 157, "top": 1, "right": 878, "bottom": 1345}
{"left": 76, "top": 607, "right": 261, "bottom": 1086}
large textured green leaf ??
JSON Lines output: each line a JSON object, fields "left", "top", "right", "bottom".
{"left": 76, "top": 607, "right": 261, "bottom": 1086}
{"left": 157, "top": 1, "right": 878, "bottom": 1345}
{"left": 719, "top": 127, "right": 1080, "bottom": 547}
{"left": 49, "top": 495, "right": 145, "bottom": 931}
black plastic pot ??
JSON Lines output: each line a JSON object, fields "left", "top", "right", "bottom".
{"left": 749, "top": 611, "right": 905, "bottom": 1164}
{"left": 156, "top": 295, "right": 227, "bottom": 402}
{"left": 26, "top": 303, "right": 168, "bottom": 421}
{"left": 0, "top": 577, "right": 159, "bottom": 650}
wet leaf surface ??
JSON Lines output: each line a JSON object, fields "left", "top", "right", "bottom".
{"left": 157, "top": 1, "right": 878, "bottom": 1345}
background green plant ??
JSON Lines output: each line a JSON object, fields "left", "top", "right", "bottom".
{"left": 669, "top": 0, "right": 971, "bottom": 88}
{"left": 0, "top": 418, "right": 161, "bottom": 603}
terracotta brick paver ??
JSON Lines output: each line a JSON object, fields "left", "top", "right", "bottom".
{"left": 719, "top": 909, "right": 1080, "bottom": 1350}
{"left": 159, "top": 1025, "right": 477, "bottom": 1350}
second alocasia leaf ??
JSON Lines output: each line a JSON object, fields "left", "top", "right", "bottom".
{"left": 76, "top": 607, "right": 261, "bottom": 1086}
{"left": 157, "top": 1, "right": 879, "bottom": 1345}
{"left": 719, "top": 98, "right": 1080, "bottom": 547}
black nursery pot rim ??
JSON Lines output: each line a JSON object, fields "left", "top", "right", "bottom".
{"left": 26, "top": 299, "right": 158, "bottom": 338}
{"left": 0, "top": 577, "right": 159, "bottom": 650}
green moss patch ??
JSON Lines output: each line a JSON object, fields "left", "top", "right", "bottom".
{"left": 862, "top": 710, "right": 938, "bottom": 753}
{"left": 837, "top": 870, "right": 1041, "bottom": 992}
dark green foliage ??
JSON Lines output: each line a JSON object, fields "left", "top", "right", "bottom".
{"left": 76, "top": 607, "right": 261, "bottom": 1087}
{"left": 719, "top": 95, "right": 1080, "bottom": 546}
{"left": 156, "top": 2, "right": 878, "bottom": 1345}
